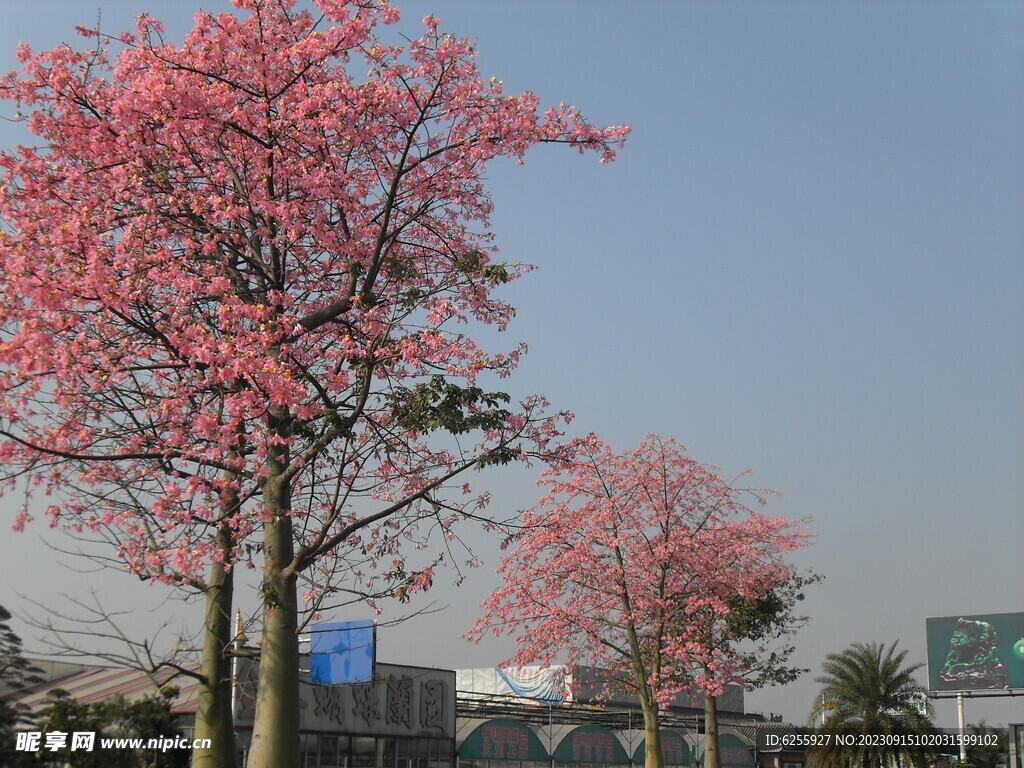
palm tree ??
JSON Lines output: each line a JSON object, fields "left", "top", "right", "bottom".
{"left": 965, "top": 721, "right": 1008, "bottom": 768}
{"left": 809, "top": 640, "right": 935, "bottom": 768}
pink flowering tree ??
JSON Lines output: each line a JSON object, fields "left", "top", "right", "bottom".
{"left": 0, "top": 1, "right": 628, "bottom": 766}
{"left": 467, "top": 434, "right": 811, "bottom": 768}
{"left": 682, "top": 568, "right": 819, "bottom": 768}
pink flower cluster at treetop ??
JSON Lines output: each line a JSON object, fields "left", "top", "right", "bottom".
{"left": 0, "top": 0, "right": 629, "bottom": 600}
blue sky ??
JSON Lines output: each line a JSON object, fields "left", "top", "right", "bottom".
{"left": 1, "top": 0, "right": 1021, "bottom": 728}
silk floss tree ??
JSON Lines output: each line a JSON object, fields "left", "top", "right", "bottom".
{"left": 677, "top": 559, "right": 819, "bottom": 768}
{"left": 0, "top": 1, "right": 629, "bottom": 766}
{"left": 467, "top": 434, "right": 812, "bottom": 768}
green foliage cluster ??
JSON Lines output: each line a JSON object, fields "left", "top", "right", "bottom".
{"left": 963, "top": 722, "right": 1009, "bottom": 768}
{"left": 389, "top": 375, "right": 513, "bottom": 437}
{"left": 720, "top": 572, "right": 823, "bottom": 690}
{"left": 35, "top": 688, "right": 189, "bottom": 768}
{"left": 1, "top": 605, "right": 189, "bottom": 768}
{"left": 0, "top": 605, "right": 42, "bottom": 768}
{"left": 454, "top": 250, "right": 511, "bottom": 285}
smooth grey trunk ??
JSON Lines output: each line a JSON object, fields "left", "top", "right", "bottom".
{"left": 617, "top": 541, "right": 665, "bottom": 768}
{"left": 191, "top": 525, "right": 237, "bottom": 768}
{"left": 641, "top": 700, "right": 664, "bottom": 768}
{"left": 704, "top": 692, "right": 720, "bottom": 768}
{"left": 629, "top": 651, "right": 663, "bottom": 768}
{"left": 247, "top": 411, "right": 300, "bottom": 768}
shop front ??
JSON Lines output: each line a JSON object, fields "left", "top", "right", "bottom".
{"left": 234, "top": 661, "right": 456, "bottom": 768}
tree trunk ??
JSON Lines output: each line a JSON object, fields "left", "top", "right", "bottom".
{"left": 191, "top": 528, "right": 237, "bottom": 768}
{"left": 247, "top": 512, "right": 300, "bottom": 768}
{"left": 704, "top": 692, "right": 720, "bottom": 768}
{"left": 616, "top": 546, "right": 664, "bottom": 768}
{"left": 247, "top": 427, "right": 300, "bottom": 768}
{"left": 642, "top": 702, "right": 664, "bottom": 768}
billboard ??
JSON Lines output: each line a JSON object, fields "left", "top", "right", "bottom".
{"left": 310, "top": 620, "right": 376, "bottom": 685}
{"left": 237, "top": 659, "right": 455, "bottom": 738}
{"left": 926, "top": 612, "right": 1024, "bottom": 693}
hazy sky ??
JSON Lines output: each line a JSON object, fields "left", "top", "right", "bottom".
{"left": 1, "top": 0, "right": 1021, "bottom": 730}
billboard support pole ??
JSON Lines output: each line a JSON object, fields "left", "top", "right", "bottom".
{"left": 957, "top": 692, "right": 967, "bottom": 761}
{"left": 231, "top": 609, "right": 246, "bottom": 723}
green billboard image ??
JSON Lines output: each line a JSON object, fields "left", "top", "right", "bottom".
{"left": 926, "top": 612, "right": 1024, "bottom": 692}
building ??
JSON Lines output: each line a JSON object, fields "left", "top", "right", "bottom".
{"left": 10, "top": 659, "right": 776, "bottom": 768}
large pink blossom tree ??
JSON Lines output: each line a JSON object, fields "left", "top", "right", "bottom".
{"left": 467, "top": 434, "right": 811, "bottom": 768}
{"left": 0, "top": 1, "right": 628, "bottom": 766}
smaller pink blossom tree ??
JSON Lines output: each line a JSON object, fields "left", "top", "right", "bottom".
{"left": 682, "top": 569, "right": 820, "bottom": 768}
{"left": 467, "top": 434, "right": 812, "bottom": 768}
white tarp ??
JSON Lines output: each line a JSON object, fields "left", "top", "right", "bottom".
{"left": 457, "top": 666, "right": 745, "bottom": 714}
{"left": 456, "top": 666, "right": 573, "bottom": 703}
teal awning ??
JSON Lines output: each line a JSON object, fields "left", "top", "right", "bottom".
{"left": 553, "top": 725, "right": 630, "bottom": 764}
{"left": 460, "top": 719, "right": 550, "bottom": 762}
{"left": 718, "top": 734, "right": 754, "bottom": 768}
{"left": 632, "top": 730, "right": 692, "bottom": 766}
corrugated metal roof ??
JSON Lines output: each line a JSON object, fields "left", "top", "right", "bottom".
{"left": 736, "top": 722, "right": 803, "bottom": 752}
{"left": 12, "top": 661, "right": 200, "bottom": 715}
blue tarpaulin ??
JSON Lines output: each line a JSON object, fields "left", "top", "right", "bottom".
{"left": 310, "top": 620, "right": 376, "bottom": 684}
